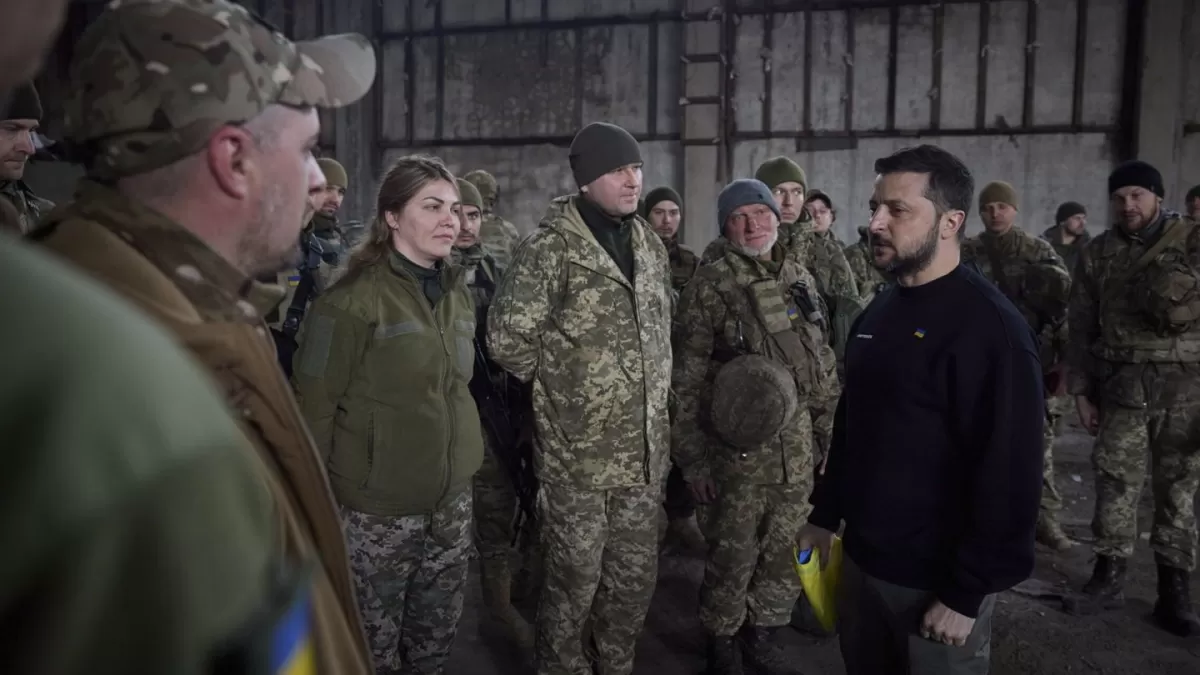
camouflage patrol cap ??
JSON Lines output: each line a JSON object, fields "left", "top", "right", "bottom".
{"left": 64, "top": 0, "right": 376, "bottom": 179}
{"left": 710, "top": 354, "right": 798, "bottom": 450}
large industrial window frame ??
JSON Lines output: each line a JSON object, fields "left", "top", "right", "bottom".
{"left": 370, "top": 0, "right": 1144, "bottom": 160}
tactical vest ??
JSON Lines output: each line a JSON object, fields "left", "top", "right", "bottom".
{"left": 708, "top": 254, "right": 830, "bottom": 403}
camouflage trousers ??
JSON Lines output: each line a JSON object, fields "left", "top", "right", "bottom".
{"left": 1041, "top": 396, "right": 1067, "bottom": 514}
{"left": 474, "top": 443, "right": 541, "bottom": 586}
{"left": 1091, "top": 364, "right": 1200, "bottom": 569}
{"left": 340, "top": 487, "right": 473, "bottom": 675}
{"left": 474, "top": 446, "right": 519, "bottom": 566}
{"left": 701, "top": 480, "right": 811, "bottom": 636}
{"left": 536, "top": 482, "right": 660, "bottom": 675}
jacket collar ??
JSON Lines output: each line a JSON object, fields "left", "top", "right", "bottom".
{"left": 66, "top": 179, "right": 284, "bottom": 322}
{"left": 538, "top": 195, "right": 657, "bottom": 288}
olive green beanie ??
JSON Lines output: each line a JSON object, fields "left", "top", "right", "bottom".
{"left": 317, "top": 158, "right": 348, "bottom": 190}
{"left": 754, "top": 156, "right": 807, "bottom": 190}
{"left": 456, "top": 178, "right": 484, "bottom": 211}
{"left": 978, "top": 181, "right": 1019, "bottom": 211}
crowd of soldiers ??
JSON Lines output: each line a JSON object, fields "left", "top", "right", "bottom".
{"left": 3, "top": 0, "right": 1200, "bottom": 674}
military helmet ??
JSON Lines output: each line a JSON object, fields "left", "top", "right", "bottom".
{"left": 710, "top": 354, "right": 798, "bottom": 449}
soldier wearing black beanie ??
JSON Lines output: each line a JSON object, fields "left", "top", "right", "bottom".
{"left": 0, "top": 81, "right": 53, "bottom": 235}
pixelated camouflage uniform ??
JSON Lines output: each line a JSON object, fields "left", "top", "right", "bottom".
{"left": 487, "top": 195, "right": 673, "bottom": 675}
{"left": 0, "top": 180, "right": 54, "bottom": 235}
{"left": 962, "top": 227, "right": 1071, "bottom": 524}
{"left": 704, "top": 212, "right": 861, "bottom": 362}
{"left": 662, "top": 234, "right": 701, "bottom": 528}
{"left": 844, "top": 226, "right": 892, "bottom": 303}
{"left": 464, "top": 169, "right": 522, "bottom": 270}
{"left": 1068, "top": 210, "right": 1200, "bottom": 570}
{"left": 673, "top": 244, "right": 839, "bottom": 637}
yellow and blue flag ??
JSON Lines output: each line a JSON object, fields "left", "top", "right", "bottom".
{"left": 269, "top": 589, "right": 317, "bottom": 675}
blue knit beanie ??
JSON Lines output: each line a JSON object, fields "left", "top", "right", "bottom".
{"left": 718, "top": 179, "right": 781, "bottom": 232}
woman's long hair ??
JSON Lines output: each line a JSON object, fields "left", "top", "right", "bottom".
{"left": 331, "top": 154, "right": 456, "bottom": 288}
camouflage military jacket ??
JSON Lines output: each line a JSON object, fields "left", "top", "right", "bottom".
{"left": 480, "top": 211, "right": 521, "bottom": 270}
{"left": 1041, "top": 224, "right": 1091, "bottom": 277}
{"left": 0, "top": 180, "right": 55, "bottom": 235}
{"left": 665, "top": 236, "right": 700, "bottom": 294}
{"left": 701, "top": 217, "right": 859, "bottom": 305}
{"left": 487, "top": 195, "right": 673, "bottom": 490}
{"left": 672, "top": 245, "right": 839, "bottom": 486}
{"left": 844, "top": 226, "right": 891, "bottom": 303}
{"left": 1068, "top": 212, "right": 1200, "bottom": 399}
{"left": 963, "top": 227, "right": 1072, "bottom": 367}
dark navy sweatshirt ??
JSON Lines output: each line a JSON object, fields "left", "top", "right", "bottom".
{"left": 807, "top": 263, "right": 1044, "bottom": 618}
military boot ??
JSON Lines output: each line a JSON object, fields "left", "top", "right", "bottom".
{"left": 1063, "top": 554, "right": 1127, "bottom": 615}
{"left": 736, "top": 624, "right": 787, "bottom": 675}
{"left": 1035, "top": 513, "right": 1074, "bottom": 551}
{"left": 1153, "top": 555, "right": 1200, "bottom": 637}
{"left": 706, "top": 633, "right": 743, "bottom": 675}
{"left": 480, "top": 559, "right": 535, "bottom": 652}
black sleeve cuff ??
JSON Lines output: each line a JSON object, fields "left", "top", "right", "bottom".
{"left": 806, "top": 503, "right": 840, "bottom": 532}
{"left": 936, "top": 587, "right": 985, "bottom": 620}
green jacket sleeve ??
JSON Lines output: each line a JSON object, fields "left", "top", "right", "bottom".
{"left": 487, "top": 230, "right": 567, "bottom": 383}
{"left": 292, "top": 293, "right": 373, "bottom": 461}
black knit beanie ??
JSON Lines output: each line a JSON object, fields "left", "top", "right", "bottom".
{"left": 5, "top": 83, "right": 42, "bottom": 121}
{"left": 1054, "top": 201, "right": 1086, "bottom": 224}
{"left": 641, "top": 186, "right": 682, "bottom": 218}
{"left": 1108, "top": 160, "right": 1164, "bottom": 197}
{"left": 569, "top": 122, "right": 642, "bottom": 188}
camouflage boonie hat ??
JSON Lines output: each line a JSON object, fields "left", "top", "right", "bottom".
{"left": 64, "top": 0, "right": 376, "bottom": 179}
{"left": 710, "top": 354, "right": 798, "bottom": 450}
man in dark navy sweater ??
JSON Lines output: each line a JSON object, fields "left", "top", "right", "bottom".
{"left": 796, "top": 145, "right": 1044, "bottom": 674}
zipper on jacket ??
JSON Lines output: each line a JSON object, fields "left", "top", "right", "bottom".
{"left": 361, "top": 409, "right": 375, "bottom": 489}
{"left": 417, "top": 273, "right": 455, "bottom": 506}
{"left": 397, "top": 266, "right": 455, "bottom": 504}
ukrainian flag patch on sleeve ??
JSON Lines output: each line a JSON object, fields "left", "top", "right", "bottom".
{"left": 270, "top": 589, "right": 316, "bottom": 675}
{"left": 210, "top": 564, "right": 317, "bottom": 675}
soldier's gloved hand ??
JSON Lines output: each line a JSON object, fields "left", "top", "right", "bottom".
{"left": 281, "top": 310, "right": 303, "bottom": 338}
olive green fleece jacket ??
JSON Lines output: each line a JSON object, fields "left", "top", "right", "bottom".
{"left": 292, "top": 250, "right": 485, "bottom": 516}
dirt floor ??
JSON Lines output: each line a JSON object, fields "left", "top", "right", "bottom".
{"left": 447, "top": 417, "right": 1200, "bottom": 674}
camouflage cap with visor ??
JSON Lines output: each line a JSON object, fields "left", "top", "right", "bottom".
{"left": 64, "top": 0, "right": 376, "bottom": 179}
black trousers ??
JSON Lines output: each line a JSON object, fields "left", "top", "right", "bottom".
{"left": 837, "top": 556, "right": 995, "bottom": 675}
{"left": 663, "top": 462, "right": 695, "bottom": 520}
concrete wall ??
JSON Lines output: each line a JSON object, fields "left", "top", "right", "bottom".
{"left": 30, "top": 0, "right": 1200, "bottom": 250}
{"left": 361, "top": 0, "right": 1138, "bottom": 252}
{"left": 1139, "top": 0, "right": 1200, "bottom": 208}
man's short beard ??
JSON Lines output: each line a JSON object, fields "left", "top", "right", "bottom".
{"left": 884, "top": 218, "right": 939, "bottom": 278}
{"left": 731, "top": 230, "right": 779, "bottom": 259}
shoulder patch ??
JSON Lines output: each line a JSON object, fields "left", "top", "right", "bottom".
{"left": 211, "top": 566, "right": 317, "bottom": 675}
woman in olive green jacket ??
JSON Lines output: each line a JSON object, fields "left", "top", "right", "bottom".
{"left": 292, "top": 155, "right": 484, "bottom": 675}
